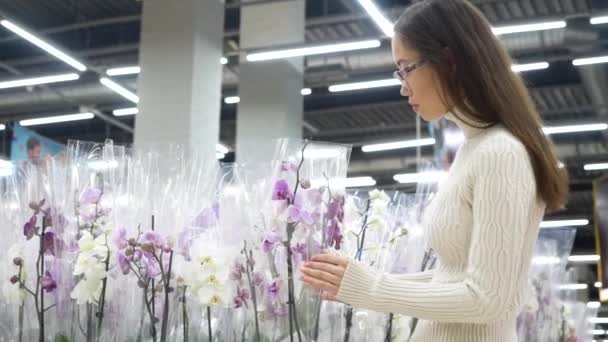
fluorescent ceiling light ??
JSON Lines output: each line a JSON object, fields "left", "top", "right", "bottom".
{"left": 0, "top": 73, "right": 79, "bottom": 90}
{"left": 511, "top": 62, "right": 549, "bottom": 72}
{"left": 590, "top": 329, "right": 606, "bottom": 335}
{"left": 216, "top": 143, "right": 229, "bottom": 154}
{"left": 597, "top": 282, "right": 603, "bottom": 288}
{"left": 585, "top": 163, "right": 608, "bottom": 171}
{"left": 558, "top": 283, "right": 588, "bottom": 290}
{"left": 247, "top": 40, "right": 381, "bottom": 62}
{"left": 590, "top": 318, "right": 608, "bottom": 324}
{"left": 362, "top": 138, "right": 436, "bottom": 152}
{"left": 220, "top": 57, "right": 228, "bottom": 65}
{"left": 301, "top": 88, "right": 312, "bottom": 96}
{"left": 1, "top": 20, "right": 86, "bottom": 71}
{"left": 100, "top": 77, "right": 139, "bottom": 103}
{"left": 394, "top": 171, "right": 447, "bottom": 184}
{"left": 216, "top": 152, "right": 225, "bottom": 160}
{"left": 88, "top": 160, "right": 118, "bottom": 171}
{"left": 569, "top": 255, "right": 600, "bottom": 263}
{"left": 346, "top": 176, "right": 377, "bottom": 188}
{"left": 113, "top": 107, "right": 138, "bottom": 116}
{"left": 540, "top": 219, "right": 589, "bottom": 228}
{"left": 19, "top": 112, "right": 94, "bottom": 126}
{"left": 573, "top": 56, "right": 608, "bottom": 66}
{"left": 329, "top": 78, "right": 401, "bottom": 92}
{"left": 0, "top": 124, "right": 5, "bottom": 131}
{"left": 106, "top": 66, "right": 140, "bottom": 76}
{"left": 542, "top": 123, "right": 608, "bottom": 135}
{"left": 224, "top": 96, "right": 240, "bottom": 104}
{"left": 492, "top": 20, "right": 566, "bottom": 35}
{"left": 589, "top": 302, "right": 602, "bottom": 309}
{"left": 591, "top": 16, "right": 608, "bottom": 25}
{"left": 356, "top": 0, "right": 394, "bottom": 37}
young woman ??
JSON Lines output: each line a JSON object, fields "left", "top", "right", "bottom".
{"left": 300, "top": 0, "right": 568, "bottom": 340}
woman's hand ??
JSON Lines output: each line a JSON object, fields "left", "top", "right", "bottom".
{"left": 300, "top": 253, "right": 350, "bottom": 301}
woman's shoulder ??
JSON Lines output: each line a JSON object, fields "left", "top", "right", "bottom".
{"left": 475, "top": 125, "right": 528, "bottom": 157}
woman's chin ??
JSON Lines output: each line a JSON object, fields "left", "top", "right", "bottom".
{"left": 418, "top": 110, "right": 444, "bottom": 123}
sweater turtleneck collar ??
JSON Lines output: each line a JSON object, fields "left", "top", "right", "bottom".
{"left": 443, "top": 111, "right": 494, "bottom": 139}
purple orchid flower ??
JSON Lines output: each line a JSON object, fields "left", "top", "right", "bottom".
{"left": 132, "top": 249, "right": 143, "bottom": 262}
{"left": 253, "top": 272, "right": 264, "bottom": 287}
{"left": 142, "top": 231, "right": 164, "bottom": 249}
{"left": 112, "top": 227, "right": 128, "bottom": 250}
{"left": 272, "top": 180, "right": 291, "bottom": 201}
{"left": 118, "top": 253, "right": 130, "bottom": 275}
{"left": 262, "top": 231, "right": 281, "bottom": 254}
{"left": 78, "top": 187, "right": 102, "bottom": 205}
{"left": 266, "top": 278, "right": 281, "bottom": 303}
{"left": 42, "top": 231, "right": 56, "bottom": 256}
{"left": 144, "top": 256, "right": 161, "bottom": 278}
{"left": 279, "top": 162, "right": 297, "bottom": 173}
{"left": 326, "top": 200, "right": 340, "bottom": 220}
{"left": 79, "top": 213, "right": 96, "bottom": 226}
{"left": 290, "top": 243, "right": 308, "bottom": 261}
{"left": 326, "top": 220, "right": 343, "bottom": 250}
{"left": 230, "top": 261, "right": 244, "bottom": 282}
{"left": 41, "top": 271, "right": 57, "bottom": 292}
{"left": 287, "top": 205, "right": 301, "bottom": 223}
{"left": 23, "top": 215, "right": 37, "bottom": 240}
{"left": 233, "top": 287, "right": 250, "bottom": 309}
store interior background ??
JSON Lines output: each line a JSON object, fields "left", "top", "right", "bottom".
{"left": 0, "top": 0, "right": 607, "bottom": 334}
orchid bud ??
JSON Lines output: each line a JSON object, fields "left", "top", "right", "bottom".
{"left": 128, "top": 238, "right": 137, "bottom": 247}
{"left": 10, "top": 275, "right": 18, "bottom": 284}
{"left": 300, "top": 179, "right": 311, "bottom": 189}
{"left": 13, "top": 257, "right": 23, "bottom": 267}
{"left": 141, "top": 242, "right": 155, "bottom": 253}
{"left": 28, "top": 201, "right": 39, "bottom": 210}
{"left": 125, "top": 246, "right": 134, "bottom": 257}
{"left": 137, "top": 280, "right": 146, "bottom": 288}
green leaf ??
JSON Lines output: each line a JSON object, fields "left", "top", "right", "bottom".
{"left": 54, "top": 334, "right": 69, "bottom": 342}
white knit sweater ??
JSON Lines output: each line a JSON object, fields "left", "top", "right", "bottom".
{"left": 336, "top": 113, "right": 546, "bottom": 342}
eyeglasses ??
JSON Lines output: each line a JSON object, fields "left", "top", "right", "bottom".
{"left": 393, "top": 59, "right": 427, "bottom": 92}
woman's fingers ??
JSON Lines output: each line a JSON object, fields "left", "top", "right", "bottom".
{"left": 301, "top": 275, "right": 338, "bottom": 294}
{"left": 300, "top": 265, "right": 341, "bottom": 286}
{"left": 303, "top": 261, "right": 344, "bottom": 278}
{"left": 310, "top": 253, "right": 349, "bottom": 267}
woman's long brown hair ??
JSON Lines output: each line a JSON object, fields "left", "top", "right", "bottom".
{"left": 395, "top": 0, "right": 568, "bottom": 211}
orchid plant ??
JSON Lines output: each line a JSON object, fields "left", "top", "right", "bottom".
{"left": 6, "top": 199, "right": 59, "bottom": 342}
{"left": 112, "top": 217, "right": 175, "bottom": 342}
{"left": 70, "top": 186, "right": 113, "bottom": 342}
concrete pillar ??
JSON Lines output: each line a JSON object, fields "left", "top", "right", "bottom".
{"left": 236, "top": 1, "right": 306, "bottom": 164}
{"left": 135, "top": 0, "right": 224, "bottom": 160}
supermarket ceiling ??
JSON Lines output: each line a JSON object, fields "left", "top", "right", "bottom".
{"left": 0, "top": 0, "right": 606, "bottom": 255}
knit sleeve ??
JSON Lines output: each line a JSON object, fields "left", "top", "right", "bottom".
{"left": 393, "top": 270, "right": 434, "bottom": 282}
{"left": 336, "top": 141, "right": 541, "bottom": 324}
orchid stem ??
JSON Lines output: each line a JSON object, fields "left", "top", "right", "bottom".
{"left": 96, "top": 237, "right": 111, "bottom": 342}
{"left": 160, "top": 251, "right": 173, "bottom": 342}
{"left": 207, "top": 306, "right": 212, "bottom": 342}
{"left": 182, "top": 287, "right": 189, "bottom": 342}
{"left": 243, "top": 244, "right": 260, "bottom": 342}
{"left": 345, "top": 199, "right": 371, "bottom": 342}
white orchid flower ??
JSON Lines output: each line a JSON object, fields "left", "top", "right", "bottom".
{"left": 71, "top": 276, "right": 104, "bottom": 305}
